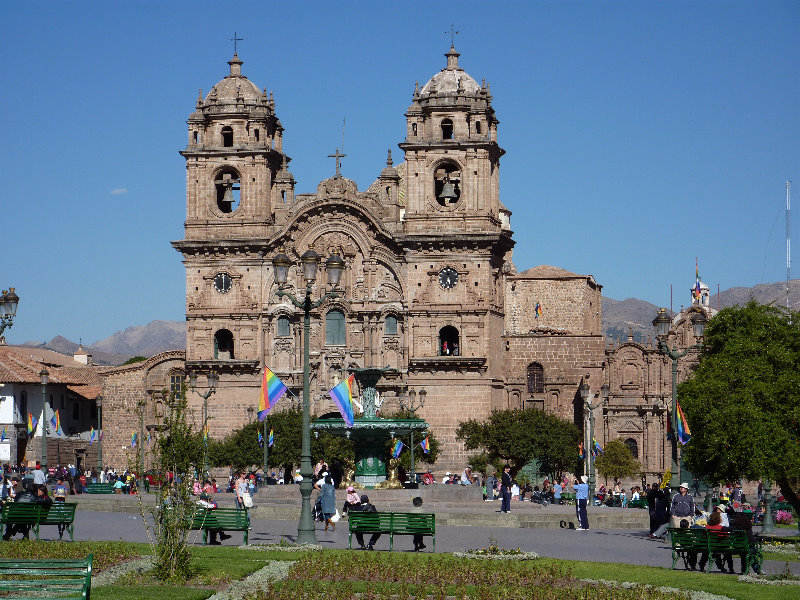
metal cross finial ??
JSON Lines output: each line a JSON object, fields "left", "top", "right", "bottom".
{"left": 328, "top": 147, "right": 346, "bottom": 178}
{"left": 446, "top": 24, "right": 459, "bottom": 46}
{"left": 229, "top": 32, "right": 244, "bottom": 54}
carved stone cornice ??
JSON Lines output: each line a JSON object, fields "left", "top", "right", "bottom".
{"left": 185, "top": 359, "right": 260, "bottom": 375}
{"left": 408, "top": 356, "right": 487, "bottom": 374}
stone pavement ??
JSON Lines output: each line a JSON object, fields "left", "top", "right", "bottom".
{"left": 26, "top": 504, "right": 799, "bottom": 577}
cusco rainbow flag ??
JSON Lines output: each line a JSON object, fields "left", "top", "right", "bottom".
{"left": 419, "top": 437, "right": 430, "bottom": 454}
{"left": 268, "top": 429, "right": 274, "bottom": 448}
{"left": 88, "top": 427, "right": 96, "bottom": 445}
{"left": 0, "top": 426, "right": 7, "bottom": 442}
{"left": 329, "top": 374, "right": 356, "bottom": 427}
{"left": 676, "top": 401, "right": 692, "bottom": 445}
{"left": 259, "top": 366, "right": 287, "bottom": 421}
{"left": 27, "top": 412, "right": 38, "bottom": 435}
{"left": 392, "top": 439, "right": 404, "bottom": 458}
{"left": 50, "top": 410, "right": 64, "bottom": 436}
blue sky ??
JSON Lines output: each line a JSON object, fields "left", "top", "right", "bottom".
{"left": 2, "top": 1, "right": 798, "bottom": 345}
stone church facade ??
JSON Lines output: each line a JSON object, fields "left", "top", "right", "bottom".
{"left": 165, "top": 47, "right": 713, "bottom": 477}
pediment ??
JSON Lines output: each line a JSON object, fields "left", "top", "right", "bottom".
{"left": 617, "top": 419, "right": 642, "bottom": 433}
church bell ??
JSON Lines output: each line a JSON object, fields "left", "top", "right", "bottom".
{"left": 221, "top": 187, "right": 235, "bottom": 206}
{"left": 439, "top": 180, "right": 457, "bottom": 201}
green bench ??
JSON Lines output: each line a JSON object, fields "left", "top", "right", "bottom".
{"left": 348, "top": 511, "right": 435, "bottom": 551}
{"left": 85, "top": 483, "right": 114, "bottom": 494}
{"left": 560, "top": 492, "right": 576, "bottom": 505}
{"left": 628, "top": 498, "right": 648, "bottom": 509}
{"left": 0, "top": 554, "right": 92, "bottom": 599}
{"left": 187, "top": 507, "right": 249, "bottom": 545}
{"left": 668, "top": 528, "right": 762, "bottom": 574}
{"left": 0, "top": 502, "right": 77, "bottom": 541}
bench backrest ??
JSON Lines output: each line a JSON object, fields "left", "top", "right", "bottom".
{"left": 189, "top": 507, "right": 248, "bottom": 529}
{"left": 39, "top": 503, "right": 77, "bottom": 524}
{"left": 0, "top": 554, "right": 92, "bottom": 596}
{"left": 348, "top": 511, "right": 435, "bottom": 533}
{"left": 1, "top": 502, "right": 42, "bottom": 524}
{"left": 669, "top": 527, "right": 749, "bottom": 552}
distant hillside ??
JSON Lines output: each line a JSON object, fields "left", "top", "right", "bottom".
{"left": 21, "top": 336, "right": 131, "bottom": 366}
{"left": 711, "top": 279, "right": 800, "bottom": 312}
{"left": 91, "top": 320, "right": 185, "bottom": 357}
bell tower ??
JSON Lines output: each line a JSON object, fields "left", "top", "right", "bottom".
{"left": 399, "top": 46, "right": 504, "bottom": 234}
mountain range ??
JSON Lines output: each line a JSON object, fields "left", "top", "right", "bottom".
{"left": 22, "top": 280, "right": 800, "bottom": 365}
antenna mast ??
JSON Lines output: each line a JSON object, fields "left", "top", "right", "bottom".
{"left": 787, "top": 181, "right": 792, "bottom": 310}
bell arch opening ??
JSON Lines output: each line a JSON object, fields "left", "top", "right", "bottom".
{"left": 434, "top": 161, "right": 461, "bottom": 207}
{"left": 214, "top": 168, "right": 241, "bottom": 213}
{"left": 214, "top": 329, "right": 235, "bottom": 360}
{"left": 438, "top": 325, "right": 459, "bottom": 356}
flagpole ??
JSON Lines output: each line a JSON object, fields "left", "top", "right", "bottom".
{"left": 262, "top": 417, "right": 269, "bottom": 484}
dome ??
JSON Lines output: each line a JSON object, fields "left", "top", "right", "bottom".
{"left": 420, "top": 46, "right": 481, "bottom": 96}
{"left": 204, "top": 54, "right": 264, "bottom": 104}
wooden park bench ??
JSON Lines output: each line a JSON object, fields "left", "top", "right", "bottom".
{"left": 85, "top": 483, "right": 114, "bottom": 494}
{"left": 188, "top": 507, "right": 249, "bottom": 545}
{"left": 0, "top": 554, "right": 92, "bottom": 599}
{"left": 1, "top": 502, "right": 77, "bottom": 542}
{"left": 348, "top": 511, "right": 435, "bottom": 551}
{"left": 668, "top": 527, "right": 762, "bottom": 574}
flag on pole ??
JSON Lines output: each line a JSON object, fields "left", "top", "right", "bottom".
{"left": 131, "top": 432, "right": 138, "bottom": 448}
{"left": 99, "top": 430, "right": 103, "bottom": 441}
{"left": 203, "top": 424, "right": 209, "bottom": 444}
{"left": 27, "top": 412, "right": 37, "bottom": 435}
{"left": 50, "top": 410, "right": 63, "bottom": 436}
{"left": 258, "top": 366, "right": 288, "bottom": 421}
{"left": 0, "top": 426, "right": 6, "bottom": 442}
{"left": 147, "top": 431, "right": 152, "bottom": 446}
{"left": 258, "top": 431, "right": 264, "bottom": 447}
{"left": 676, "top": 402, "right": 692, "bottom": 445}
{"left": 535, "top": 302, "right": 543, "bottom": 318}
{"left": 578, "top": 441, "right": 585, "bottom": 460}
{"left": 592, "top": 437, "right": 604, "bottom": 457}
{"left": 329, "top": 374, "right": 356, "bottom": 427}
{"left": 392, "top": 439, "right": 403, "bottom": 458}
{"left": 88, "top": 427, "right": 96, "bottom": 445}
{"left": 419, "top": 437, "right": 430, "bottom": 454}
{"left": 694, "top": 258, "right": 701, "bottom": 300}
{"left": 268, "top": 428, "right": 274, "bottom": 448}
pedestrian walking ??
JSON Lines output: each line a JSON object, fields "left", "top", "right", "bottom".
{"left": 574, "top": 475, "right": 590, "bottom": 530}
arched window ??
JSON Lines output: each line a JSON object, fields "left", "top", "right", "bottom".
{"left": 277, "top": 316, "right": 291, "bottom": 337}
{"left": 214, "top": 329, "right": 235, "bottom": 360}
{"left": 385, "top": 315, "right": 398, "bottom": 335}
{"left": 214, "top": 168, "right": 241, "bottom": 213}
{"left": 254, "top": 129, "right": 260, "bottom": 142}
{"left": 475, "top": 121, "right": 482, "bottom": 134}
{"left": 438, "top": 325, "right": 459, "bottom": 356}
{"left": 441, "top": 118, "right": 453, "bottom": 140}
{"left": 434, "top": 161, "right": 462, "bottom": 207}
{"left": 221, "top": 126, "right": 234, "bottom": 147}
{"left": 192, "top": 131, "right": 198, "bottom": 144}
{"left": 412, "top": 122, "right": 417, "bottom": 136}
{"left": 624, "top": 438, "right": 639, "bottom": 459}
{"left": 326, "top": 310, "right": 345, "bottom": 346}
{"left": 527, "top": 362, "right": 545, "bottom": 394}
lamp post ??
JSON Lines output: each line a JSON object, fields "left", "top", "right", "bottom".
{"left": 138, "top": 400, "right": 147, "bottom": 472}
{"left": 652, "top": 308, "right": 707, "bottom": 496}
{"left": 761, "top": 480, "right": 776, "bottom": 534}
{"left": 580, "top": 381, "right": 608, "bottom": 501}
{"left": 247, "top": 406, "right": 255, "bottom": 422}
{"left": 96, "top": 397, "right": 103, "bottom": 473}
{"left": 0, "top": 288, "right": 20, "bottom": 345}
{"left": 190, "top": 371, "right": 219, "bottom": 477}
{"left": 272, "top": 247, "right": 344, "bottom": 544}
{"left": 400, "top": 388, "right": 426, "bottom": 481}
{"left": 39, "top": 368, "right": 49, "bottom": 469}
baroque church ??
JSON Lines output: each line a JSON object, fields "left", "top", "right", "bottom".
{"left": 89, "top": 46, "right": 714, "bottom": 479}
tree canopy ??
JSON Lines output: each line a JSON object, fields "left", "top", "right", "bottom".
{"left": 594, "top": 439, "right": 642, "bottom": 484}
{"left": 678, "top": 301, "right": 800, "bottom": 512}
{"left": 456, "top": 407, "right": 580, "bottom": 479}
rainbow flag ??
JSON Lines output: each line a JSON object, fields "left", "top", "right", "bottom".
{"left": 131, "top": 432, "right": 138, "bottom": 448}
{"left": 0, "top": 426, "right": 6, "bottom": 442}
{"left": 99, "top": 430, "right": 103, "bottom": 441}
{"left": 535, "top": 302, "right": 543, "bottom": 318}
{"left": 88, "top": 427, "right": 96, "bottom": 445}
{"left": 27, "top": 412, "right": 38, "bottom": 435}
{"left": 592, "top": 437, "right": 604, "bottom": 457}
{"left": 578, "top": 441, "right": 585, "bottom": 460}
{"left": 392, "top": 439, "right": 403, "bottom": 458}
{"left": 694, "top": 258, "right": 701, "bottom": 299}
{"left": 419, "top": 437, "right": 430, "bottom": 454}
{"left": 203, "top": 424, "right": 209, "bottom": 444}
{"left": 258, "top": 431, "right": 264, "bottom": 447}
{"left": 258, "top": 366, "right": 287, "bottom": 421}
{"left": 268, "top": 428, "right": 274, "bottom": 448}
{"left": 147, "top": 432, "right": 152, "bottom": 446}
{"left": 50, "top": 410, "right": 63, "bottom": 436}
{"left": 329, "top": 374, "right": 356, "bottom": 427}
{"left": 676, "top": 402, "right": 692, "bottom": 445}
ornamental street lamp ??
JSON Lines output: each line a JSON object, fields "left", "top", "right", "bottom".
{"left": 580, "top": 381, "right": 608, "bottom": 501}
{"left": 652, "top": 308, "right": 707, "bottom": 496}
{"left": 39, "top": 368, "right": 49, "bottom": 469}
{"left": 96, "top": 397, "right": 103, "bottom": 473}
{"left": 190, "top": 371, "right": 219, "bottom": 477}
{"left": 400, "top": 389, "right": 426, "bottom": 482}
{"left": 761, "top": 480, "right": 776, "bottom": 534}
{"left": 138, "top": 400, "right": 147, "bottom": 473}
{"left": 272, "top": 247, "right": 344, "bottom": 545}
{"left": 0, "top": 288, "right": 20, "bottom": 345}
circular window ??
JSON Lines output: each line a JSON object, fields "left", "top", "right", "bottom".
{"left": 213, "top": 273, "right": 232, "bottom": 293}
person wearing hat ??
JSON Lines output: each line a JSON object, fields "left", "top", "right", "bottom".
{"left": 574, "top": 475, "right": 590, "bottom": 530}
{"left": 343, "top": 485, "right": 360, "bottom": 516}
{"left": 670, "top": 482, "right": 695, "bottom": 528}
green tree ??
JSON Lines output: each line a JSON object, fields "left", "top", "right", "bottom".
{"left": 456, "top": 408, "right": 580, "bottom": 479}
{"left": 678, "top": 301, "right": 800, "bottom": 514}
{"left": 594, "top": 439, "right": 642, "bottom": 484}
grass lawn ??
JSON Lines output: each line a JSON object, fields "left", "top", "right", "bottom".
{"left": 1, "top": 542, "right": 796, "bottom": 600}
